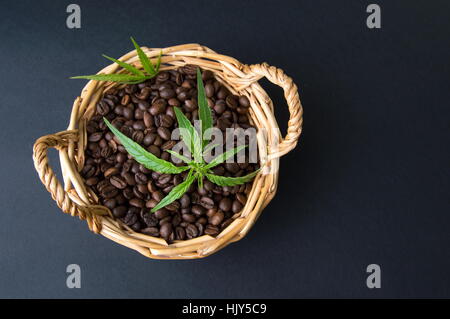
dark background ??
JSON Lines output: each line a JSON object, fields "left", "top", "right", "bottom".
{"left": 0, "top": 0, "right": 449, "bottom": 298}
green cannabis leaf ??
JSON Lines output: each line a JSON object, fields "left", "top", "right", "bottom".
{"left": 151, "top": 172, "right": 196, "bottom": 213}
{"left": 103, "top": 118, "right": 189, "bottom": 174}
{"left": 197, "top": 68, "right": 213, "bottom": 144}
{"left": 71, "top": 37, "right": 162, "bottom": 84}
{"left": 101, "top": 67, "right": 259, "bottom": 213}
{"left": 205, "top": 170, "right": 260, "bottom": 187}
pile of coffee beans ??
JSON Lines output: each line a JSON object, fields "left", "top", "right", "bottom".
{"left": 81, "top": 65, "right": 258, "bottom": 241}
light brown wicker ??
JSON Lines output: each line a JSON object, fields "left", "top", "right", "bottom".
{"left": 32, "top": 44, "right": 303, "bottom": 259}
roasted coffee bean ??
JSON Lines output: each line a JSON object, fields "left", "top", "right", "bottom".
{"left": 159, "top": 114, "right": 173, "bottom": 127}
{"left": 85, "top": 177, "right": 98, "bottom": 186}
{"left": 145, "top": 199, "right": 158, "bottom": 209}
{"left": 209, "top": 211, "right": 224, "bottom": 226}
{"left": 159, "top": 223, "right": 172, "bottom": 239}
{"left": 147, "top": 145, "right": 161, "bottom": 157}
{"left": 214, "top": 100, "right": 226, "bottom": 114}
{"left": 168, "top": 98, "right": 180, "bottom": 107}
{"left": 205, "top": 225, "right": 219, "bottom": 236}
{"left": 225, "top": 95, "right": 238, "bottom": 109}
{"left": 100, "top": 185, "right": 119, "bottom": 199}
{"left": 142, "top": 213, "right": 158, "bottom": 227}
{"left": 219, "top": 198, "right": 232, "bottom": 212}
{"left": 191, "top": 205, "right": 206, "bottom": 216}
{"left": 154, "top": 208, "right": 170, "bottom": 219}
{"left": 157, "top": 127, "right": 171, "bottom": 140}
{"left": 112, "top": 206, "right": 127, "bottom": 218}
{"left": 185, "top": 99, "right": 197, "bottom": 111}
{"left": 160, "top": 88, "right": 175, "bottom": 99}
{"left": 158, "top": 174, "right": 172, "bottom": 185}
{"left": 236, "top": 193, "right": 247, "bottom": 205}
{"left": 129, "top": 198, "right": 145, "bottom": 208}
{"left": 180, "top": 194, "right": 190, "bottom": 208}
{"left": 122, "top": 172, "right": 136, "bottom": 186}
{"left": 96, "top": 101, "right": 110, "bottom": 116}
{"left": 135, "top": 172, "right": 148, "bottom": 184}
{"left": 143, "top": 112, "right": 154, "bottom": 128}
{"left": 185, "top": 224, "right": 198, "bottom": 239}
{"left": 122, "top": 107, "right": 133, "bottom": 120}
{"left": 161, "top": 140, "right": 177, "bottom": 151}
{"left": 156, "top": 72, "right": 170, "bottom": 82}
{"left": 103, "top": 198, "right": 117, "bottom": 210}
{"left": 142, "top": 227, "right": 160, "bottom": 236}
{"left": 116, "top": 152, "right": 127, "bottom": 163}
{"left": 232, "top": 200, "right": 243, "bottom": 213}
{"left": 89, "top": 132, "right": 103, "bottom": 142}
{"left": 182, "top": 214, "right": 196, "bottom": 223}
{"left": 122, "top": 187, "right": 134, "bottom": 200}
{"left": 132, "top": 121, "right": 145, "bottom": 131}
{"left": 150, "top": 99, "right": 166, "bottom": 115}
{"left": 133, "top": 186, "right": 146, "bottom": 199}
{"left": 81, "top": 164, "right": 96, "bottom": 178}
{"left": 172, "top": 213, "right": 181, "bottom": 226}
{"left": 239, "top": 95, "right": 250, "bottom": 107}
{"left": 175, "top": 226, "right": 186, "bottom": 240}
{"left": 205, "top": 83, "right": 215, "bottom": 98}
{"left": 152, "top": 191, "right": 164, "bottom": 202}
{"left": 135, "top": 108, "right": 144, "bottom": 120}
{"left": 123, "top": 211, "right": 138, "bottom": 226}
{"left": 199, "top": 196, "right": 214, "bottom": 209}
{"left": 160, "top": 216, "right": 172, "bottom": 225}
{"left": 131, "top": 221, "right": 142, "bottom": 232}
{"left": 143, "top": 132, "right": 157, "bottom": 146}
{"left": 137, "top": 100, "right": 150, "bottom": 111}
{"left": 196, "top": 222, "right": 204, "bottom": 236}
{"left": 110, "top": 175, "right": 127, "bottom": 189}
{"left": 121, "top": 94, "right": 130, "bottom": 106}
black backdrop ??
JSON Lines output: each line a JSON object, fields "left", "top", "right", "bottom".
{"left": 0, "top": 0, "right": 449, "bottom": 298}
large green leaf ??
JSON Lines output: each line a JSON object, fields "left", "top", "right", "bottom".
{"left": 130, "top": 37, "right": 155, "bottom": 75}
{"left": 103, "top": 118, "right": 188, "bottom": 174}
{"left": 196, "top": 68, "right": 213, "bottom": 144}
{"left": 151, "top": 173, "right": 196, "bottom": 212}
{"left": 173, "top": 107, "right": 202, "bottom": 164}
{"left": 166, "top": 150, "right": 192, "bottom": 165}
{"left": 204, "top": 145, "right": 247, "bottom": 170}
{"left": 70, "top": 73, "right": 147, "bottom": 83}
{"left": 205, "top": 169, "right": 259, "bottom": 186}
{"left": 102, "top": 54, "right": 144, "bottom": 76}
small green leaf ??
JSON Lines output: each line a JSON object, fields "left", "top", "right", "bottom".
{"left": 196, "top": 68, "right": 213, "bottom": 144}
{"left": 155, "top": 50, "right": 163, "bottom": 71}
{"left": 130, "top": 37, "right": 155, "bottom": 75}
{"left": 166, "top": 150, "right": 192, "bottom": 165}
{"left": 204, "top": 145, "right": 247, "bottom": 170}
{"left": 173, "top": 107, "right": 202, "bottom": 164}
{"left": 102, "top": 54, "right": 144, "bottom": 76}
{"left": 151, "top": 173, "right": 196, "bottom": 212}
{"left": 205, "top": 169, "right": 259, "bottom": 187}
{"left": 70, "top": 73, "right": 147, "bottom": 83}
{"left": 103, "top": 118, "right": 188, "bottom": 174}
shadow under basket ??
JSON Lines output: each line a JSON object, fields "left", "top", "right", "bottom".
{"left": 32, "top": 44, "right": 303, "bottom": 259}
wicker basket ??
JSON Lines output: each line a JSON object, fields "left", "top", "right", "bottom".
{"left": 33, "top": 44, "right": 303, "bottom": 259}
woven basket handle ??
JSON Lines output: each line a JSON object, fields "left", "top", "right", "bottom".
{"left": 249, "top": 63, "right": 303, "bottom": 159}
{"left": 32, "top": 131, "right": 105, "bottom": 233}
